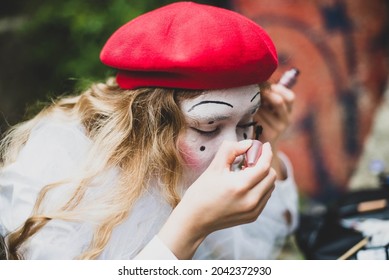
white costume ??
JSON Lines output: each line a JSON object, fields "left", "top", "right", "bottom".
{"left": 0, "top": 119, "right": 298, "bottom": 259}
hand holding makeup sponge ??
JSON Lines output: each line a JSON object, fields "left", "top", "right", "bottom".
{"left": 243, "top": 68, "right": 300, "bottom": 167}
{"left": 245, "top": 140, "right": 263, "bottom": 167}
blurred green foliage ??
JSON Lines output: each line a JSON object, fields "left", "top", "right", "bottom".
{"left": 14, "top": 0, "right": 179, "bottom": 91}
{"left": 7, "top": 0, "right": 228, "bottom": 91}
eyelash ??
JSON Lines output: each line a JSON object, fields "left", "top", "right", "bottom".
{"left": 237, "top": 121, "right": 257, "bottom": 129}
{"left": 191, "top": 127, "right": 219, "bottom": 136}
{"left": 191, "top": 121, "right": 257, "bottom": 136}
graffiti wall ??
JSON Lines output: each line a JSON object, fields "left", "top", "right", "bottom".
{"left": 232, "top": 0, "right": 389, "bottom": 201}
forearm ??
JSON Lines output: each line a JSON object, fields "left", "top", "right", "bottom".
{"left": 157, "top": 203, "right": 206, "bottom": 260}
{"left": 138, "top": 141, "right": 276, "bottom": 260}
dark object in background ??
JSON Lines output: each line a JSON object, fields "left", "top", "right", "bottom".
{"left": 296, "top": 208, "right": 365, "bottom": 259}
{"left": 379, "top": 172, "right": 389, "bottom": 190}
{"left": 296, "top": 186, "right": 389, "bottom": 259}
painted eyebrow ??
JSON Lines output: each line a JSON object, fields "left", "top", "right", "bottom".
{"left": 189, "top": 103, "right": 259, "bottom": 124}
{"left": 187, "top": 100, "right": 233, "bottom": 112}
{"left": 189, "top": 114, "right": 230, "bottom": 123}
{"left": 250, "top": 91, "right": 260, "bottom": 102}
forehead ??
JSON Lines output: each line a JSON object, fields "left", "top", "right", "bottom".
{"left": 180, "top": 84, "right": 260, "bottom": 114}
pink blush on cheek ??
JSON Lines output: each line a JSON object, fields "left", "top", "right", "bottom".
{"left": 178, "top": 140, "right": 203, "bottom": 168}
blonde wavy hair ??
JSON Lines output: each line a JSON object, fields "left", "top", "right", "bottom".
{"left": 0, "top": 78, "right": 203, "bottom": 259}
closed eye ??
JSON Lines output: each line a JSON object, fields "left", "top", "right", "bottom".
{"left": 191, "top": 127, "right": 219, "bottom": 136}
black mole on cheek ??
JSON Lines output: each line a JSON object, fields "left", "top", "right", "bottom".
{"left": 243, "top": 133, "right": 248, "bottom": 139}
{"left": 200, "top": 146, "right": 206, "bottom": 151}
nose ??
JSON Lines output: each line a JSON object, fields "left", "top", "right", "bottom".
{"left": 223, "top": 130, "right": 242, "bottom": 143}
{"left": 222, "top": 130, "right": 245, "bottom": 169}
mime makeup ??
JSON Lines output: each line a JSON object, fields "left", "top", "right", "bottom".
{"left": 255, "top": 125, "right": 263, "bottom": 140}
{"left": 178, "top": 84, "right": 261, "bottom": 178}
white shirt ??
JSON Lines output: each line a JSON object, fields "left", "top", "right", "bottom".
{"left": 0, "top": 119, "right": 298, "bottom": 259}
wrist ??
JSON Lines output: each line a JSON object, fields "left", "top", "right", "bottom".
{"left": 158, "top": 202, "right": 206, "bottom": 259}
{"left": 272, "top": 150, "right": 287, "bottom": 180}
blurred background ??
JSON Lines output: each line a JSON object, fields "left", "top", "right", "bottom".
{"left": 1, "top": 0, "right": 389, "bottom": 208}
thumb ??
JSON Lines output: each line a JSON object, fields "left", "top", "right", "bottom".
{"left": 210, "top": 140, "right": 253, "bottom": 169}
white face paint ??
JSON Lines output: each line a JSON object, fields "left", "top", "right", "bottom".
{"left": 177, "top": 84, "right": 261, "bottom": 186}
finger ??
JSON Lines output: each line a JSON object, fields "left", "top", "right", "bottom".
{"left": 256, "top": 110, "right": 286, "bottom": 134}
{"left": 259, "top": 97, "right": 288, "bottom": 125}
{"left": 271, "top": 84, "right": 295, "bottom": 101}
{"left": 255, "top": 112, "right": 286, "bottom": 145}
{"left": 241, "top": 142, "right": 273, "bottom": 187}
{"left": 241, "top": 179, "right": 275, "bottom": 223}
{"left": 262, "top": 92, "right": 289, "bottom": 123}
{"left": 250, "top": 182, "right": 275, "bottom": 221}
{"left": 271, "top": 84, "right": 295, "bottom": 113}
{"left": 266, "top": 84, "right": 294, "bottom": 114}
{"left": 250, "top": 168, "right": 277, "bottom": 201}
{"left": 210, "top": 139, "right": 253, "bottom": 169}
{"left": 221, "top": 180, "right": 274, "bottom": 225}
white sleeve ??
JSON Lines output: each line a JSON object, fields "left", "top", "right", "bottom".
{"left": 0, "top": 121, "right": 93, "bottom": 259}
{"left": 193, "top": 152, "right": 299, "bottom": 260}
{"left": 272, "top": 151, "right": 299, "bottom": 233}
{"left": 134, "top": 235, "right": 178, "bottom": 260}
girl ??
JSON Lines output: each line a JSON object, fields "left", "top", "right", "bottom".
{"left": 0, "top": 2, "right": 298, "bottom": 260}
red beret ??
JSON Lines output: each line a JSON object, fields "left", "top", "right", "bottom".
{"left": 100, "top": 1, "right": 278, "bottom": 90}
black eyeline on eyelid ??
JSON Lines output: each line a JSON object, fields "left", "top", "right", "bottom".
{"left": 238, "top": 121, "right": 257, "bottom": 128}
{"left": 191, "top": 127, "right": 219, "bottom": 137}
